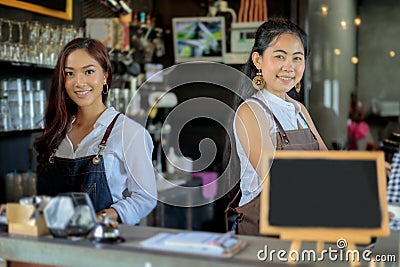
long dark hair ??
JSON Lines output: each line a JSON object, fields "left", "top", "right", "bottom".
{"left": 233, "top": 17, "right": 309, "bottom": 110}
{"left": 34, "top": 38, "right": 113, "bottom": 172}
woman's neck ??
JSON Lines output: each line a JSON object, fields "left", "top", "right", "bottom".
{"left": 75, "top": 105, "right": 107, "bottom": 129}
{"left": 264, "top": 88, "right": 287, "bottom": 101}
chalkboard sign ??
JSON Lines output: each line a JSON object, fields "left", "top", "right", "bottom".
{"left": 0, "top": 0, "right": 72, "bottom": 20}
{"left": 259, "top": 151, "right": 389, "bottom": 244}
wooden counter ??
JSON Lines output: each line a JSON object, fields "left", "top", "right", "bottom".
{"left": 0, "top": 225, "right": 398, "bottom": 267}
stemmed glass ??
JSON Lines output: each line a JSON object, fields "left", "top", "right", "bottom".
{"left": 39, "top": 23, "right": 52, "bottom": 65}
{"left": 13, "top": 21, "right": 26, "bottom": 62}
{"left": 27, "top": 21, "right": 40, "bottom": 64}
{"left": 3, "top": 20, "right": 14, "bottom": 61}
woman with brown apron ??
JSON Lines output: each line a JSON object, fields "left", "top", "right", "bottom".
{"left": 226, "top": 18, "right": 327, "bottom": 236}
{"left": 35, "top": 38, "right": 157, "bottom": 225}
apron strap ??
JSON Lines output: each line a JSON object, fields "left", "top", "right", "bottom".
{"left": 50, "top": 113, "right": 122, "bottom": 165}
{"left": 92, "top": 113, "right": 121, "bottom": 165}
{"left": 248, "top": 97, "right": 290, "bottom": 144}
{"left": 99, "top": 113, "right": 122, "bottom": 147}
{"left": 248, "top": 97, "right": 317, "bottom": 143}
{"left": 298, "top": 112, "right": 317, "bottom": 140}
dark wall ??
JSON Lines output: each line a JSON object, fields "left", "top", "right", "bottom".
{"left": 150, "top": 0, "right": 292, "bottom": 67}
{"left": 0, "top": 0, "right": 292, "bottom": 68}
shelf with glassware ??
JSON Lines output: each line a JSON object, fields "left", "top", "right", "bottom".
{"left": 0, "top": 77, "right": 47, "bottom": 133}
{"left": 0, "top": 18, "right": 84, "bottom": 67}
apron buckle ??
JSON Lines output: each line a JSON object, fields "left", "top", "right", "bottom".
{"left": 92, "top": 155, "right": 101, "bottom": 165}
{"left": 92, "top": 144, "right": 106, "bottom": 165}
{"left": 48, "top": 149, "right": 56, "bottom": 164}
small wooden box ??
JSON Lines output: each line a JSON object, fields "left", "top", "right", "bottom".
{"left": 6, "top": 203, "right": 49, "bottom": 236}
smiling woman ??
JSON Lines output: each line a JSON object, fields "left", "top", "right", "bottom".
{"left": 34, "top": 38, "right": 157, "bottom": 226}
{"left": 0, "top": 0, "right": 72, "bottom": 20}
{"left": 226, "top": 18, "right": 328, "bottom": 236}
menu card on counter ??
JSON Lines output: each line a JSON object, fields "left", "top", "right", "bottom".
{"left": 139, "top": 231, "right": 246, "bottom": 257}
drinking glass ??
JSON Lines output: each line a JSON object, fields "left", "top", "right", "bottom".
{"left": 34, "top": 84, "right": 46, "bottom": 129}
{"left": 0, "top": 79, "right": 9, "bottom": 132}
{"left": 0, "top": 91, "right": 10, "bottom": 132}
{"left": 23, "top": 80, "right": 35, "bottom": 129}
{"left": 8, "top": 78, "right": 24, "bottom": 130}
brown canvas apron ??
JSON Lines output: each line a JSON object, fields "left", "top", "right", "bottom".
{"left": 225, "top": 98, "right": 320, "bottom": 236}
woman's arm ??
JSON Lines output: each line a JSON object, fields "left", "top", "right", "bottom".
{"left": 235, "top": 101, "right": 275, "bottom": 179}
{"left": 299, "top": 102, "right": 328, "bottom": 151}
{"left": 111, "top": 125, "right": 157, "bottom": 225}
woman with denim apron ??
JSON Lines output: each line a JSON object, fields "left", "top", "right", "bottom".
{"left": 35, "top": 38, "right": 157, "bottom": 225}
{"left": 226, "top": 18, "right": 327, "bottom": 236}
{"left": 37, "top": 113, "right": 121, "bottom": 213}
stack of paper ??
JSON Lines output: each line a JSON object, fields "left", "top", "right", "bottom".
{"left": 140, "top": 231, "right": 246, "bottom": 257}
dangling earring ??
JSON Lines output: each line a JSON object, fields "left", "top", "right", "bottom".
{"left": 252, "top": 69, "right": 265, "bottom": 90}
{"left": 295, "top": 82, "right": 301, "bottom": 93}
{"left": 102, "top": 83, "right": 109, "bottom": 94}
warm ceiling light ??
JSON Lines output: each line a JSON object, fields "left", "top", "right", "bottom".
{"left": 354, "top": 17, "right": 362, "bottom": 26}
{"left": 334, "top": 49, "right": 341, "bottom": 55}
{"left": 389, "top": 51, "right": 396, "bottom": 57}
{"left": 321, "top": 5, "right": 328, "bottom": 16}
{"left": 351, "top": 57, "right": 359, "bottom": 64}
{"left": 340, "top": 20, "right": 347, "bottom": 30}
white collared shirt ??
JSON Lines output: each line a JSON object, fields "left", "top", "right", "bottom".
{"left": 233, "top": 90, "right": 308, "bottom": 206}
{"left": 56, "top": 107, "right": 157, "bottom": 225}
{"left": 255, "top": 89, "right": 307, "bottom": 131}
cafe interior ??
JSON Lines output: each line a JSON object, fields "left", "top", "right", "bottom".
{"left": 0, "top": 0, "right": 399, "bottom": 266}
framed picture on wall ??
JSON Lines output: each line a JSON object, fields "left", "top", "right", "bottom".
{"left": 0, "top": 0, "right": 72, "bottom": 20}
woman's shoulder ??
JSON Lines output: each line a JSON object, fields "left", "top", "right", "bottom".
{"left": 237, "top": 98, "right": 264, "bottom": 117}
{"left": 101, "top": 108, "right": 149, "bottom": 135}
{"left": 237, "top": 91, "right": 265, "bottom": 110}
{"left": 284, "top": 94, "right": 308, "bottom": 114}
{"left": 294, "top": 100, "right": 310, "bottom": 117}
{"left": 119, "top": 114, "right": 149, "bottom": 134}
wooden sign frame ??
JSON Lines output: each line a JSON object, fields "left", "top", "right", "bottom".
{"left": 259, "top": 150, "right": 390, "bottom": 245}
{"left": 0, "top": 0, "right": 73, "bottom": 20}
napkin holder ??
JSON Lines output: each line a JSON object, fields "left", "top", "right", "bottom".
{"left": 6, "top": 203, "right": 49, "bottom": 236}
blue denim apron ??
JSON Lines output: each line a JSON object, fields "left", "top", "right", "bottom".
{"left": 37, "top": 113, "right": 121, "bottom": 212}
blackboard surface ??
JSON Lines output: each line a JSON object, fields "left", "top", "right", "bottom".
{"left": 268, "top": 158, "right": 381, "bottom": 228}
{"left": 18, "top": 0, "right": 66, "bottom": 11}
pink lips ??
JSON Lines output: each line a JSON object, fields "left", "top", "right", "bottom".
{"left": 277, "top": 75, "right": 294, "bottom": 84}
{"left": 74, "top": 89, "right": 92, "bottom": 98}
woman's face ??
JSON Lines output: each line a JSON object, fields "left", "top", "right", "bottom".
{"left": 252, "top": 33, "right": 305, "bottom": 99}
{"left": 64, "top": 49, "right": 107, "bottom": 110}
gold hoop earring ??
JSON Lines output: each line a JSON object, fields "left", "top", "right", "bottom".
{"left": 102, "top": 83, "right": 109, "bottom": 94}
{"left": 295, "top": 83, "right": 301, "bottom": 93}
{"left": 252, "top": 69, "right": 265, "bottom": 90}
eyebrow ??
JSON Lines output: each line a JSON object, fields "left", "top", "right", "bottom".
{"left": 273, "top": 49, "right": 304, "bottom": 56}
{"left": 65, "top": 64, "right": 96, "bottom": 70}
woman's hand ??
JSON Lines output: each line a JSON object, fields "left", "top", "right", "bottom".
{"left": 96, "top": 207, "right": 121, "bottom": 223}
{"left": 0, "top": 204, "right": 6, "bottom": 216}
